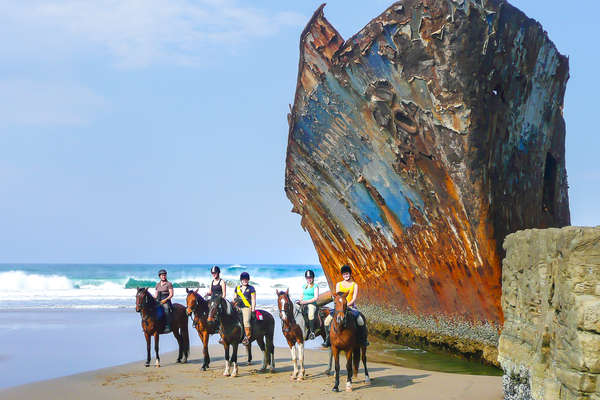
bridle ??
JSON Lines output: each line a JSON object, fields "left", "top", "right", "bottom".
{"left": 333, "top": 296, "right": 348, "bottom": 330}
{"left": 278, "top": 292, "right": 297, "bottom": 333}
{"left": 207, "top": 295, "right": 223, "bottom": 325}
{"left": 189, "top": 292, "right": 208, "bottom": 329}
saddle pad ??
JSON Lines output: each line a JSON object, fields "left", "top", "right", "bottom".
{"left": 255, "top": 310, "right": 263, "bottom": 321}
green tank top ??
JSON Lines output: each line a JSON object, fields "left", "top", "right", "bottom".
{"left": 303, "top": 284, "right": 315, "bottom": 301}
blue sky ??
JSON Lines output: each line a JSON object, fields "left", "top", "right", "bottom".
{"left": 0, "top": 0, "right": 597, "bottom": 264}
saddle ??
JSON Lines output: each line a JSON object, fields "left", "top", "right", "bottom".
{"left": 155, "top": 304, "right": 172, "bottom": 334}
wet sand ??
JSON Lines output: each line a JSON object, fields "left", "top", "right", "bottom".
{"left": 1, "top": 345, "right": 502, "bottom": 400}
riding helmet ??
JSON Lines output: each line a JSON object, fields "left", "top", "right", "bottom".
{"left": 211, "top": 265, "right": 220, "bottom": 274}
{"left": 158, "top": 268, "right": 167, "bottom": 276}
{"left": 240, "top": 272, "right": 250, "bottom": 281}
{"left": 340, "top": 265, "right": 352, "bottom": 275}
{"left": 304, "top": 269, "right": 315, "bottom": 278}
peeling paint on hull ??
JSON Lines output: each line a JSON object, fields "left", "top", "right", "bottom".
{"left": 285, "top": 0, "right": 569, "bottom": 336}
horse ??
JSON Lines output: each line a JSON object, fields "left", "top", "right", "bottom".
{"left": 276, "top": 289, "right": 330, "bottom": 380}
{"left": 185, "top": 288, "right": 218, "bottom": 370}
{"left": 207, "top": 294, "right": 275, "bottom": 377}
{"left": 135, "top": 287, "right": 190, "bottom": 367}
{"left": 329, "top": 291, "right": 370, "bottom": 392}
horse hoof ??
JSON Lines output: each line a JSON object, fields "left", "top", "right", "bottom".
{"left": 290, "top": 374, "right": 296, "bottom": 381}
{"left": 332, "top": 387, "right": 339, "bottom": 392}
{"left": 144, "top": 363, "right": 150, "bottom": 367}
{"left": 176, "top": 359, "right": 181, "bottom": 363}
{"left": 202, "top": 366, "right": 207, "bottom": 371}
{"left": 325, "top": 370, "right": 332, "bottom": 376}
{"left": 223, "top": 372, "right": 230, "bottom": 376}
{"left": 247, "top": 361, "right": 252, "bottom": 366}
{"left": 345, "top": 383, "right": 352, "bottom": 392}
{"left": 297, "top": 376, "right": 304, "bottom": 381}
{"left": 365, "top": 376, "right": 371, "bottom": 385}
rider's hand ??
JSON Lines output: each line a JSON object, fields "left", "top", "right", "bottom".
{"left": 160, "top": 299, "right": 166, "bottom": 304}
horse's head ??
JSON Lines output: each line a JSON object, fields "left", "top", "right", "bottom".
{"left": 276, "top": 288, "right": 294, "bottom": 322}
{"left": 135, "top": 287, "right": 151, "bottom": 312}
{"left": 333, "top": 291, "right": 349, "bottom": 327}
{"left": 185, "top": 288, "right": 200, "bottom": 316}
{"left": 207, "top": 294, "right": 223, "bottom": 325}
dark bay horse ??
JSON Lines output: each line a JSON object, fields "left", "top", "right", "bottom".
{"left": 135, "top": 287, "right": 189, "bottom": 367}
{"left": 185, "top": 288, "right": 217, "bottom": 370}
{"left": 207, "top": 294, "right": 275, "bottom": 376}
{"left": 276, "top": 289, "right": 329, "bottom": 380}
{"left": 330, "top": 292, "right": 370, "bottom": 392}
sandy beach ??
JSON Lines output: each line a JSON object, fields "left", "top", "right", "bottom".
{"left": 1, "top": 344, "right": 502, "bottom": 400}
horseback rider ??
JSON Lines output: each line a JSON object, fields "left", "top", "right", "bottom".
{"left": 234, "top": 272, "right": 256, "bottom": 345}
{"left": 155, "top": 268, "right": 174, "bottom": 331}
{"left": 297, "top": 269, "right": 319, "bottom": 340}
{"left": 323, "top": 264, "right": 369, "bottom": 347}
{"left": 205, "top": 265, "right": 227, "bottom": 299}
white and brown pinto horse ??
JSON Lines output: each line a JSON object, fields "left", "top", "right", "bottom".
{"left": 276, "top": 289, "right": 331, "bottom": 380}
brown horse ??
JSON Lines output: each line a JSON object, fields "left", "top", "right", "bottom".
{"left": 185, "top": 288, "right": 217, "bottom": 370}
{"left": 276, "top": 289, "right": 329, "bottom": 380}
{"left": 135, "top": 287, "right": 189, "bottom": 367}
{"left": 329, "top": 292, "right": 370, "bottom": 392}
{"left": 207, "top": 294, "right": 275, "bottom": 377}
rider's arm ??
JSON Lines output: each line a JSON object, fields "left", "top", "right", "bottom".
{"left": 347, "top": 283, "right": 358, "bottom": 307}
{"left": 221, "top": 280, "right": 227, "bottom": 299}
{"left": 251, "top": 292, "right": 256, "bottom": 312}
{"left": 313, "top": 285, "right": 320, "bottom": 304}
{"left": 164, "top": 284, "right": 174, "bottom": 303}
{"left": 335, "top": 282, "right": 341, "bottom": 294}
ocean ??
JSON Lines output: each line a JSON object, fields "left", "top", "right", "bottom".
{"left": 0, "top": 263, "right": 325, "bottom": 389}
{"left": 0, "top": 263, "right": 325, "bottom": 310}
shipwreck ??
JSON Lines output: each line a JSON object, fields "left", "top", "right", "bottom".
{"left": 285, "top": 0, "right": 569, "bottom": 362}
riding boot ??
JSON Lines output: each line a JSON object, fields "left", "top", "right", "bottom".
{"left": 242, "top": 327, "right": 251, "bottom": 345}
{"left": 321, "top": 325, "right": 330, "bottom": 348}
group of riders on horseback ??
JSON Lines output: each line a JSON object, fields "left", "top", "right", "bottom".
{"left": 136, "top": 264, "right": 370, "bottom": 390}
{"left": 153, "top": 264, "right": 368, "bottom": 349}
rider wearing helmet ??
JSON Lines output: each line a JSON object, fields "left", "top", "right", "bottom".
{"left": 205, "top": 265, "right": 226, "bottom": 299}
{"left": 298, "top": 269, "right": 319, "bottom": 340}
{"left": 323, "top": 264, "right": 369, "bottom": 347}
{"left": 155, "top": 268, "right": 174, "bottom": 331}
{"left": 234, "top": 271, "right": 256, "bottom": 345}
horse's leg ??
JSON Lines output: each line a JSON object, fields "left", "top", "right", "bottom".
{"left": 223, "top": 343, "right": 231, "bottom": 376}
{"left": 362, "top": 346, "right": 370, "bottom": 384}
{"left": 297, "top": 341, "right": 305, "bottom": 380}
{"left": 256, "top": 335, "right": 267, "bottom": 372}
{"left": 345, "top": 350, "right": 353, "bottom": 392}
{"left": 231, "top": 343, "right": 239, "bottom": 377}
{"left": 332, "top": 346, "right": 340, "bottom": 392}
{"left": 144, "top": 332, "right": 151, "bottom": 367}
{"left": 246, "top": 343, "right": 252, "bottom": 365}
{"left": 201, "top": 331, "right": 210, "bottom": 370}
{"left": 268, "top": 328, "right": 275, "bottom": 372}
{"left": 154, "top": 333, "right": 160, "bottom": 367}
{"left": 181, "top": 319, "right": 189, "bottom": 363}
{"left": 289, "top": 343, "right": 298, "bottom": 380}
{"left": 172, "top": 326, "right": 183, "bottom": 363}
{"left": 325, "top": 347, "right": 333, "bottom": 375}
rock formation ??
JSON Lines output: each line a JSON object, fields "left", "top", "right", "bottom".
{"left": 499, "top": 227, "right": 600, "bottom": 400}
{"left": 285, "top": 0, "right": 569, "bottom": 358}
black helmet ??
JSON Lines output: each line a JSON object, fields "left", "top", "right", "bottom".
{"left": 305, "top": 269, "right": 315, "bottom": 278}
{"left": 240, "top": 272, "right": 250, "bottom": 281}
{"left": 340, "top": 265, "right": 352, "bottom": 275}
{"left": 158, "top": 269, "right": 167, "bottom": 276}
{"left": 211, "top": 265, "right": 220, "bottom": 274}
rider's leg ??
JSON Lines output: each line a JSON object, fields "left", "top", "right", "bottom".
{"left": 242, "top": 308, "right": 252, "bottom": 345}
{"left": 162, "top": 302, "right": 172, "bottom": 330}
{"left": 355, "top": 313, "right": 369, "bottom": 347}
{"left": 307, "top": 304, "right": 317, "bottom": 339}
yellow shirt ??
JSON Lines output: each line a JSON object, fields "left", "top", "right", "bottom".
{"left": 337, "top": 281, "right": 356, "bottom": 303}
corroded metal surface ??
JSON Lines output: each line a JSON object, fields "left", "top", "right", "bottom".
{"left": 285, "top": 1, "right": 569, "bottom": 326}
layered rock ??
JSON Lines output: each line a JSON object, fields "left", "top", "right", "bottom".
{"left": 285, "top": 1, "right": 569, "bottom": 357}
{"left": 499, "top": 227, "right": 600, "bottom": 400}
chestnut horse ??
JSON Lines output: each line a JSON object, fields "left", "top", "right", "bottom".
{"left": 330, "top": 291, "right": 370, "bottom": 392}
{"left": 135, "top": 287, "right": 189, "bottom": 367}
{"left": 207, "top": 294, "right": 275, "bottom": 377}
{"left": 185, "top": 288, "right": 217, "bottom": 370}
{"left": 276, "top": 289, "right": 330, "bottom": 380}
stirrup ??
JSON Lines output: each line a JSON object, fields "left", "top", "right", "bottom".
{"left": 308, "top": 332, "right": 315, "bottom": 340}
{"left": 242, "top": 336, "right": 249, "bottom": 345}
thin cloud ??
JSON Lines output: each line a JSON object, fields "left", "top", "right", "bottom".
{"left": 1, "top": 0, "right": 306, "bottom": 68}
{"left": 0, "top": 79, "right": 105, "bottom": 126}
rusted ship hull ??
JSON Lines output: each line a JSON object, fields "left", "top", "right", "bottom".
{"left": 285, "top": 0, "right": 569, "bottom": 337}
